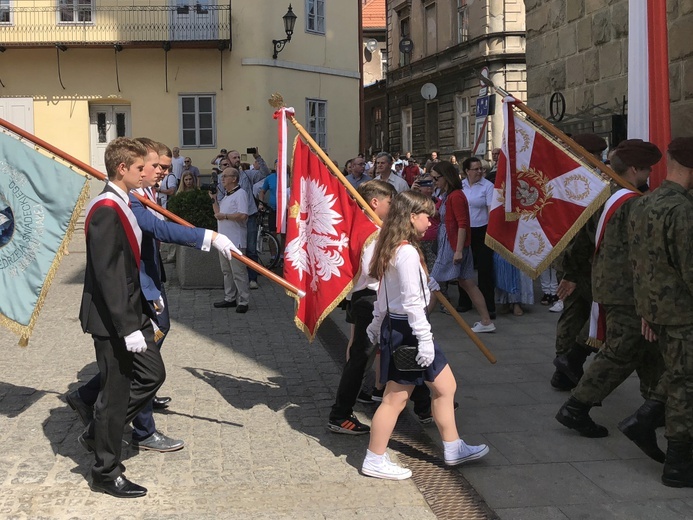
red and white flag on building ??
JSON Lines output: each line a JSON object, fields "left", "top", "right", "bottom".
{"left": 628, "top": 0, "right": 670, "bottom": 189}
{"left": 485, "top": 97, "right": 611, "bottom": 278}
{"left": 284, "top": 138, "right": 378, "bottom": 340}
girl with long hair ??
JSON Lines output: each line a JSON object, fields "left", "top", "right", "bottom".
{"left": 176, "top": 172, "right": 197, "bottom": 194}
{"left": 362, "top": 191, "right": 488, "bottom": 480}
{"left": 430, "top": 161, "right": 495, "bottom": 333}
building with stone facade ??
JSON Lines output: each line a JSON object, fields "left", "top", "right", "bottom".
{"left": 0, "top": 1, "right": 360, "bottom": 173}
{"left": 362, "top": 0, "right": 388, "bottom": 154}
{"left": 382, "top": 0, "right": 526, "bottom": 163}
{"left": 525, "top": 0, "right": 693, "bottom": 144}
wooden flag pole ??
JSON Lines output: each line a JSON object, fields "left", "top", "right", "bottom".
{"left": 482, "top": 81, "right": 638, "bottom": 193}
{"left": 0, "top": 117, "right": 305, "bottom": 298}
{"left": 269, "top": 94, "right": 496, "bottom": 364}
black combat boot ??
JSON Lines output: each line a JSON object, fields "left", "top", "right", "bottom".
{"left": 553, "top": 343, "right": 593, "bottom": 384}
{"left": 662, "top": 440, "right": 693, "bottom": 488}
{"left": 555, "top": 396, "right": 608, "bottom": 437}
{"left": 550, "top": 369, "right": 577, "bottom": 391}
{"left": 618, "top": 400, "right": 665, "bottom": 463}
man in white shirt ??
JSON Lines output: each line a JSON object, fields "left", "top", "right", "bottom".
{"left": 170, "top": 147, "right": 185, "bottom": 181}
{"left": 210, "top": 168, "right": 250, "bottom": 313}
{"left": 374, "top": 152, "right": 409, "bottom": 193}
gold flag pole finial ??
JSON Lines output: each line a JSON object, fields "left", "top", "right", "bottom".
{"left": 268, "top": 93, "right": 286, "bottom": 110}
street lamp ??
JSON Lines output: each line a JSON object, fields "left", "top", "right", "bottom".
{"left": 272, "top": 4, "right": 297, "bottom": 59}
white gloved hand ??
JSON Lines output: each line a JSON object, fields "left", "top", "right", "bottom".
{"left": 212, "top": 233, "right": 242, "bottom": 260}
{"left": 427, "top": 276, "right": 440, "bottom": 293}
{"left": 366, "top": 322, "right": 380, "bottom": 345}
{"left": 415, "top": 339, "right": 435, "bottom": 367}
{"left": 154, "top": 295, "right": 165, "bottom": 315}
{"left": 124, "top": 330, "right": 147, "bottom": 353}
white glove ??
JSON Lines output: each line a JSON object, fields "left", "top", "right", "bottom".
{"left": 124, "top": 330, "right": 147, "bottom": 353}
{"left": 415, "top": 339, "right": 435, "bottom": 368}
{"left": 154, "top": 295, "right": 165, "bottom": 315}
{"left": 212, "top": 233, "right": 242, "bottom": 260}
{"left": 366, "top": 322, "right": 380, "bottom": 345}
{"left": 427, "top": 276, "right": 440, "bottom": 293}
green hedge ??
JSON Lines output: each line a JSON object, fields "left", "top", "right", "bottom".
{"left": 167, "top": 189, "right": 217, "bottom": 230}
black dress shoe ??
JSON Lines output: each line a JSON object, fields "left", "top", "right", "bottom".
{"left": 214, "top": 299, "right": 237, "bottom": 308}
{"left": 90, "top": 475, "right": 147, "bottom": 498}
{"left": 236, "top": 304, "right": 249, "bottom": 313}
{"left": 132, "top": 431, "right": 184, "bottom": 452}
{"left": 66, "top": 390, "right": 93, "bottom": 427}
{"left": 153, "top": 395, "right": 171, "bottom": 409}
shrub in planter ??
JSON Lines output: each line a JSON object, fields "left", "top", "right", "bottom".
{"left": 167, "top": 189, "right": 217, "bottom": 230}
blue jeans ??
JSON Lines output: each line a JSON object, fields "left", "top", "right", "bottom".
{"left": 246, "top": 213, "right": 258, "bottom": 282}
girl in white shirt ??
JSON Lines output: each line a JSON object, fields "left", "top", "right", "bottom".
{"left": 361, "top": 191, "right": 489, "bottom": 480}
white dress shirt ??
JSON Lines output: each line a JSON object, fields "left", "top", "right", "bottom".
{"left": 462, "top": 178, "right": 494, "bottom": 227}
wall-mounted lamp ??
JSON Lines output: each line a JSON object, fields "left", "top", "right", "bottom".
{"left": 162, "top": 41, "right": 171, "bottom": 52}
{"left": 272, "top": 4, "right": 297, "bottom": 59}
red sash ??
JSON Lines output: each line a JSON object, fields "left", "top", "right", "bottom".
{"left": 587, "top": 189, "right": 639, "bottom": 347}
{"left": 85, "top": 192, "right": 142, "bottom": 268}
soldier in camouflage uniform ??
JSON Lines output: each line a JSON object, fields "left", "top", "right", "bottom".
{"left": 629, "top": 137, "right": 693, "bottom": 488}
{"left": 556, "top": 141, "right": 666, "bottom": 463}
{"left": 550, "top": 134, "right": 607, "bottom": 391}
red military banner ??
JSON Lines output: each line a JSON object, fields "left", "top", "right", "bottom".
{"left": 486, "top": 97, "right": 611, "bottom": 278}
{"left": 284, "top": 138, "right": 378, "bottom": 340}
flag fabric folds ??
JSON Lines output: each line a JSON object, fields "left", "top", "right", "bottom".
{"left": 0, "top": 130, "right": 89, "bottom": 345}
{"left": 627, "top": 0, "right": 670, "bottom": 189}
{"left": 485, "top": 97, "right": 610, "bottom": 279}
{"left": 284, "top": 138, "right": 378, "bottom": 341}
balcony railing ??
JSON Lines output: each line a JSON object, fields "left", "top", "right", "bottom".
{"left": 0, "top": 3, "right": 231, "bottom": 47}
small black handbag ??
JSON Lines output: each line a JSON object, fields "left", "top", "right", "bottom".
{"left": 384, "top": 270, "right": 428, "bottom": 372}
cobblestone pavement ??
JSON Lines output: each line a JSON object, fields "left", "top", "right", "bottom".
{"left": 0, "top": 229, "right": 435, "bottom": 519}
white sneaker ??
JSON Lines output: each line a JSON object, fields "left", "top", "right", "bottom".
{"left": 361, "top": 451, "right": 412, "bottom": 480}
{"left": 444, "top": 440, "right": 490, "bottom": 466}
{"left": 249, "top": 280, "right": 259, "bottom": 290}
{"left": 549, "top": 300, "right": 564, "bottom": 313}
{"left": 471, "top": 321, "right": 496, "bottom": 333}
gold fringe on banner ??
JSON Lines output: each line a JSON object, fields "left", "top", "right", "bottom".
{"left": 0, "top": 179, "right": 90, "bottom": 346}
{"left": 586, "top": 337, "right": 604, "bottom": 349}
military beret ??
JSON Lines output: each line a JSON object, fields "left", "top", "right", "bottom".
{"left": 612, "top": 139, "right": 662, "bottom": 168}
{"left": 572, "top": 133, "right": 608, "bottom": 153}
{"left": 668, "top": 137, "right": 693, "bottom": 168}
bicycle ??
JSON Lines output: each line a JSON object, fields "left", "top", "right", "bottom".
{"left": 256, "top": 206, "right": 281, "bottom": 268}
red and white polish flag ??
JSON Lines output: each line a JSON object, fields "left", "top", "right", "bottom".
{"left": 485, "top": 98, "right": 611, "bottom": 278}
{"left": 627, "top": 0, "right": 670, "bottom": 189}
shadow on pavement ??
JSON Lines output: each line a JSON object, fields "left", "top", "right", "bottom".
{"left": 0, "top": 381, "right": 48, "bottom": 418}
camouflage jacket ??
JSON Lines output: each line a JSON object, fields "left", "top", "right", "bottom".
{"left": 560, "top": 199, "right": 600, "bottom": 287}
{"left": 592, "top": 189, "right": 640, "bottom": 305}
{"left": 629, "top": 180, "right": 693, "bottom": 325}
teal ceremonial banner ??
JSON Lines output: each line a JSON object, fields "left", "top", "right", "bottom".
{"left": 0, "top": 131, "right": 89, "bottom": 345}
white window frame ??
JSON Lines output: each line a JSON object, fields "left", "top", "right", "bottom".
{"left": 401, "top": 107, "right": 413, "bottom": 154}
{"left": 455, "top": 94, "right": 470, "bottom": 150}
{"left": 306, "top": 98, "right": 327, "bottom": 149}
{"left": 179, "top": 94, "right": 216, "bottom": 148}
{"left": 305, "top": 0, "right": 325, "bottom": 35}
{"left": 0, "top": 0, "right": 12, "bottom": 25}
{"left": 380, "top": 48, "right": 388, "bottom": 78}
{"left": 457, "top": 0, "right": 469, "bottom": 44}
{"left": 58, "top": 0, "right": 95, "bottom": 24}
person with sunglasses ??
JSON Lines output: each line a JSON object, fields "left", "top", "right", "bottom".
{"left": 182, "top": 157, "right": 201, "bottom": 187}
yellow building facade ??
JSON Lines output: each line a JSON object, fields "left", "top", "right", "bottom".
{"left": 0, "top": 0, "right": 360, "bottom": 172}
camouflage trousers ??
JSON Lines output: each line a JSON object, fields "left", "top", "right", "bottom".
{"left": 652, "top": 323, "right": 693, "bottom": 443}
{"left": 554, "top": 277, "right": 592, "bottom": 356}
{"left": 573, "top": 305, "right": 666, "bottom": 406}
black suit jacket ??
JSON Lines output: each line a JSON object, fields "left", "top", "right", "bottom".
{"left": 79, "top": 185, "right": 154, "bottom": 338}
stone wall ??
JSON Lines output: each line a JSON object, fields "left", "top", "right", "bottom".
{"left": 525, "top": 0, "right": 693, "bottom": 137}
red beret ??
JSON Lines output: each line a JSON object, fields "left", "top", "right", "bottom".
{"left": 668, "top": 137, "right": 693, "bottom": 168}
{"left": 572, "top": 133, "right": 608, "bottom": 153}
{"left": 612, "top": 139, "right": 662, "bottom": 168}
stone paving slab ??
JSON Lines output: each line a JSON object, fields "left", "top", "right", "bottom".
{"left": 0, "top": 233, "right": 435, "bottom": 519}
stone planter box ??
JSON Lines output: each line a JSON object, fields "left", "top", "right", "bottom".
{"left": 175, "top": 245, "right": 223, "bottom": 289}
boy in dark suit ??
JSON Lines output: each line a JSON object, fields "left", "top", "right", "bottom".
{"left": 79, "top": 137, "right": 165, "bottom": 498}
